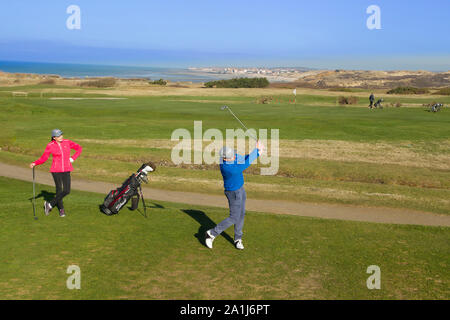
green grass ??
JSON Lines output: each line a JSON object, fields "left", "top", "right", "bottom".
{"left": 1, "top": 94, "right": 449, "bottom": 141}
{"left": 0, "top": 92, "right": 449, "bottom": 214}
{"left": 0, "top": 176, "right": 448, "bottom": 299}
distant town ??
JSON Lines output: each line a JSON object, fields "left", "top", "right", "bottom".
{"left": 188, "top": 66, "right": 315, "bottom": 82}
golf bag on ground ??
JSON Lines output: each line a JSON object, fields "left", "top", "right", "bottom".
{"left": 100, "top": 162, "right": 156, "bottom": 216}
{"left": 431, "top": 103, "right": 443, "bottom": 112}
{"left": 374, "top": 98, "right": 384, "bottom": 109}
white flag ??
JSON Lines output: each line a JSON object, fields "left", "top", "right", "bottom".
{"left": 293, "top": 88, "right": 297, "bottom": 96}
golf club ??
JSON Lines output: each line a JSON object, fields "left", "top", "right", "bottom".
{"left": 32, "top": 167, "right": 38, "bottom": 220}
{"left": 221, "top": 105, "right": 258, "bottom": 141}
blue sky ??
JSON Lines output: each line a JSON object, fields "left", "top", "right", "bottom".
{"left": 0, "top": 0, "right": 449, "bottom": 70}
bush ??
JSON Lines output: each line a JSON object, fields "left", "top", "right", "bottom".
{"left": 79, "top": 77, "right": 117, "bottom": 88}
{"left": 256, "top": 96, "right": 273, "bottom": 104}
{"left": 389, "top": 102, "right": 402, "bottom": 108}
{"left": 39, "top": 79, "right": 56, "bottom": 85}
{"left": 168, "top": 83, "right": 188, "bottom": 88}
{"left": 387, "top": 86, "right": 429, "bottom": 94}
{"left": 204, "top": 77, "right": 269, "bottom": 88}
{"left": 150, "top": 79, "right": 167, "bottom": 86}
{"left": 338, "top": 96, "right": 359, "bottom": 105}
{"left": 432, "top": 87, "right": 450, "bottom": 95}
{"left": 328, "top": 87, "right": 354, "bottom": 92}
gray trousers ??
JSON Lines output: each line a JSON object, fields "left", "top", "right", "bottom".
{"left": 212, "top": 187, "right": 246, "bottom": 241}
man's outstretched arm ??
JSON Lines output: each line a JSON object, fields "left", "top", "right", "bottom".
{"left": 236, "top": 140, "right": 265, "bottom": 171}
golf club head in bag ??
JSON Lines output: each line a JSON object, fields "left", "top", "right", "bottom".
{"left": 136, "top": 161, "right": 156, "bottom": 184}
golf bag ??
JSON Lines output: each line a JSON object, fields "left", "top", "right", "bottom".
{"left": 374, "top": 98, "right": 384, "bottom": 109}
{"left": 100, "top": 162, "right": 156, "bottom": 216}
{"left": 431, "top": 103, "right": 443, "bottom": 112}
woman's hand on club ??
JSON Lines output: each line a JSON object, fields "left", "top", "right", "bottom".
{"left": 29, "top": 163, "right": 36, "bottom": 169}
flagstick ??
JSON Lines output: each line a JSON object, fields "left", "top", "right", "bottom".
{"left": 293, "top": 88, "right": 297, "bottom": 107}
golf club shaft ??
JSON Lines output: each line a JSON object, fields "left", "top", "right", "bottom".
{"left": 224, "top": 107, "right": 258, "bottom": 141}
{"left": 32, "top": 167, "right": 37, "bottom": 219}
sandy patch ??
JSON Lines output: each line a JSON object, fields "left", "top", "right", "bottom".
{"left": 48, "top": 97, "right": 127, "bottom": 100}
{"left": 147, "top": 174, "right": 427, "bottom": 204}
{"left": 165, "top": 99, "right": 241, "bottom": 104}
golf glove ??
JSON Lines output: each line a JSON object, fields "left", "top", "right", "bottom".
{"left": 70, "top": 157, "right": 74, "bottom": 163}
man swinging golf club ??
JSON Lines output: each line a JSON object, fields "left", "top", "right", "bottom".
{"left": 29, "top": 129, "right": 82, "bottom": 217}
{"left": 205, "top": 140, "right": 265, "bottom": 250}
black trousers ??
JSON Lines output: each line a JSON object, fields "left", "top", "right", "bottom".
{"left": 51, "top": 172, "right": 71, "bottom": 210}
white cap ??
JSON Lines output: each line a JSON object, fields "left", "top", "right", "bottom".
{"left": 219, "top": 146, "right": 234, "bottom": 159}
{"left": 51, "top": 129, "right": 63, "bottom": 137}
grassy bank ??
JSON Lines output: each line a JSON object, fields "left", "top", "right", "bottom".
{"left": 0, "top": 177, "right": 448, "bottom": 299}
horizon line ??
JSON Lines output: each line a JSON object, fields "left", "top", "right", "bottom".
{"left": 0, "top": 59, "right": 448, "bottom": 73}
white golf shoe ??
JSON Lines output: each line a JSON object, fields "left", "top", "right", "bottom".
{"left": 44, "top": 201, "right": 52, "bottom": 216}
{"left": 205, "top": 230, "right": 215, "bottom": 249}
{"left": 234, "top": 239, "right": 244, "bottom": 250}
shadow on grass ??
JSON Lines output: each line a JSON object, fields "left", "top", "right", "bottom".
{"left": 181, "top": 209, "right": 234, "bottom": 247}
{"left": 99, "top": 200, "right": 165, "bottom": 218}
{"left": 29, "top": 190, "right": 55, "bottom": 202}
{"left": 127, "top": 201, "right": 165, "bottom": 218}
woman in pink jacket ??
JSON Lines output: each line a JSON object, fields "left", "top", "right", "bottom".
{"left": 29, "top": 129, "right": 82, "bottom": 217}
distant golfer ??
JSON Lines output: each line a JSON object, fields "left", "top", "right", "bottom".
{"left": 369, "top": 93, "right": 375, "bottom": 108}
{"left": 29, "top": 129, "right": 82, "bottom": 217}
{"left": 205, "top": 140, "right": 265, "bottom": 250}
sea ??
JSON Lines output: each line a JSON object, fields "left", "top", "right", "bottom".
{"left": 0, "top": 60, "right": 221, "bottom": 83}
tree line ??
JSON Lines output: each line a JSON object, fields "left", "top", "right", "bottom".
{"left": 204, "top": 77, "right": 270, "bottom": 88}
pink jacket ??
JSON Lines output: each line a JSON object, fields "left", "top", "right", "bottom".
{"left": 33, "top": 139, "right": 82, "bottom": 173}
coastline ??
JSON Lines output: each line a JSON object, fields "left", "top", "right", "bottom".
{"left": 0, "top": 60, "right": 449, "bottom": 89}
{"left": 0, "top": 60, "right": 221, "bottom": 83}
{"left": 0, "top": 60, "right": 308, "bottom": 83}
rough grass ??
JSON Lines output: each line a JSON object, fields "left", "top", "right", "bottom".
{"left": 0, "top": 177, "right": 448, "bottom": 299}
{"left": 338, "top": 96, "right": 359, "bottom": 105}
{"left": 433, "top": 87, "right": 450, "bottom": 96}
{"left": 78, "top": 78, "right": 117, "bottom": 88}
{"left": 387, "top": 87, "right": 430, "bottom": 95}
{"left": 71, "top": 138, "right": 450, "bottom": 170}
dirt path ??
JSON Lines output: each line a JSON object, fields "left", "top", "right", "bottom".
{"left": 48, "top": 97, "right": 127, "bottom": 100}
{"left": 1, "top": 162, "right": 449, "bottom": 227}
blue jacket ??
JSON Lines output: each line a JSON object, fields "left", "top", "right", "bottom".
{"left": 220, "top": 148, "right": 260, "bottom": 191}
